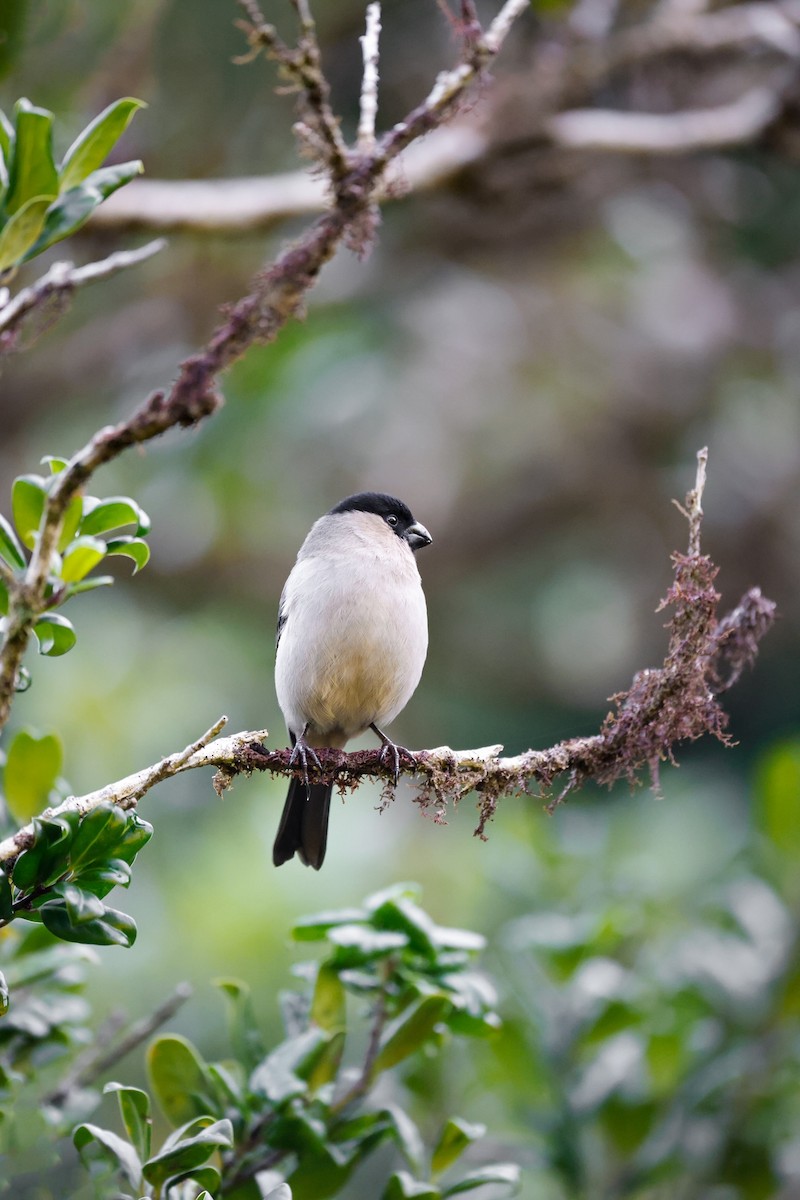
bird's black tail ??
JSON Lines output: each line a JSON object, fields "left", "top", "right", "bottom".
{"left": 272, "top": 778, "right": 332, "bottom": 869}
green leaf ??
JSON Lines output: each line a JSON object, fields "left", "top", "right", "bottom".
{"left": 112, "top": 812, "right": 153, "bottom": 864}
{"left": 33, "top": 612, "right": 77, "bottom": 656}
{"left": 24, "top": 160, "right": 143, "bottom": 259}
{"left": 0, "top": 194, "right": 52, "bottom": 271}
{"left": 374, "top": 995, "right": 453, "bottom": 1074}
{"left": 370, "top": 895, "right": 438, "bottom": 958}
{"left": 142, "top": 1117, "right": 233, "bottom": 1188}
{"left": 76, "top": 858, "right": 132, "bottom": 898}
{"left": 383, "top": 1172, "right": 441, "bottom": 1200}
{"left": 432, "top": 1119, "right": 486, "bottom": 1177}
{"left": 382, "top": 1106, "right": 426, "bottom": 1175}
{"left": 59, "top": 98, "right": 145, "bottom": 190}
{"left": 147, "top": 1034, "right": 215, "bottom": 1127}
{"left": 0, "top": 970, "right": 8, "bottom": 1016}
{"left": 0, "top": 870, "right": 12, "bottom": 922}
{"left": 250, "top": 1027, "right": 331, "bottom": 1104}
{"left": 311, "top": 963, "right": 346, "bottom": 1032}
{"left": 5, "top": 99, "right": 57, "bottom": 214}
{"left": 3, "top": 728, "right": 63, "bottom": 822}
{"left": 11, "top": 474, "right": 46, "bottom": 549}
{"left": 60, "top": 535, "right": 107, "bottom": 583}
{"left": 757, "top": 741, "right": 800, "bottom": 862}
{"left": 441, "top": 1164, "right": 521, "bottom": 1197}
{"left": 105, "top": 535, "right": 150, "bottom": 574}
{"left": 73, "top": 1122, "right": 142, "bottom": 1192}
{"left": 292, "top": 907, "right": 367, "bottom": 940}
{"left": 40, "top": 889, "right": 137, "bottom": 947}
{"left": 57, "top": 495, "right": 83, "bottom": 553}
{"left": 63, "top": 574, "right": 114, "bottom": 599}
{"left": 41, "top": 455, "right": 69, "bottom": 474}
{"left": 68, "top": 803, "right": 129, "bottom": 872}
{"left": 215, "top": 978, "right": 267, "bottom": 1071}
{"left": 326, "top": 924, "right": 408, "bottom": 968}
{"left": 11, "top": 811, "right": 79, "bottom": 891}
{"left": 0, "top": 107, "right": 12, "bottom": 169}
{"left": 0, "top": 510, "right": 26, "bottom": 569}
{"left": 81, "top": 496, "right": 151, "bottom": 538}
{"left": 105, "top": 1082, "right": 152, "bottom": 1164}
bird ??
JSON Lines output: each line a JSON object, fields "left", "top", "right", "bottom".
{"left": 273, "top": 491, "right": 432, "bottom": 869}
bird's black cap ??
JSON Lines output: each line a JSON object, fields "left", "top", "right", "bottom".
{"left": 329, "top": 492, "right": 414, "bottom": 524}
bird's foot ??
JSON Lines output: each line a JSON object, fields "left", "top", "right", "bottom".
{"left": 370, "top": 723, "right": 416, "bottom": 785}
{"left": 288, "top": 727, "right": 323, "bottom": 790}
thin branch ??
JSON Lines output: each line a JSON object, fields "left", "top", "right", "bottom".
{"left": 0, "top": 240, "right": 166, "bottom": 352}
{"left": 44, "top": 983, "right": 193, "bottom": 1107}
{"left": 358, "top": 3, "right": 382, "bottom": 153}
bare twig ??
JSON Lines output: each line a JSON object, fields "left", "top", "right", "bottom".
{"left": 0, "top": 240, "right": 166, "bottom": 352}
{"left": 358, "top": 3, "right": 382, "bottom": 153}
{"left": 45, "top": 982, "right": 193, "bottom": 1107}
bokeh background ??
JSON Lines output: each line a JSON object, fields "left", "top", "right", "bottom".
{"left": 2, "top": 0, "right": 800, "bottom": 1196}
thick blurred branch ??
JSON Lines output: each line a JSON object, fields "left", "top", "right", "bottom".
{"left": 89, "top": 0, "right": 800, "bottom": 235}
{"left": 0, "top": 0, "right": 529, "bottom": 737}
{"left": 0, "top": 452, "right": 776, "bottom": 870}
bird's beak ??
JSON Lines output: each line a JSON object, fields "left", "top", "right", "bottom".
{"left": 405, "top": 521, "right": 432, "bottom": 551}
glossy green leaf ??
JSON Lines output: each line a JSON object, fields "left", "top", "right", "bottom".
{"left": 41, "top": 455, "right": 68, "bottom": 474}
{"left": 73, "top": 1122, "right": 142, "bottom": 1192}
{"left": 60, "top": 98, "right": 145, "bottom": 191}
{"left": 431, "top": 1119, "right": 486, "bottom": 1177}
{"left": 262, "top": 1186, "right": 292, "bottom": 1200}
{"left": 0, "top": 970, "right": 8, "bottom": 1016}
{"left": 142, "top": 1117, "right": 233, "bottom": 1188}
{"left": 326, "top": 924, "right": 408, "bottom": 968}
{"left": 374, "top": 995, "right": 453, "bottom": 1074}
{"left": 383, "top": 1106, "right": 426, "bottom": 1175}
{"left": 24, "top": 160, "right": 143, "bottom": 259}
{"left": 76, "top": 859, "right": 132, "bottom": 899}
{"left": 0, "top": 107, "right": 12, "bottom": 168}
{"left": 0, "top": 870, "right": 12, "bottom": 923}
{"left": 370, "top": 895, "right": 438, "bottom": 957}
{"left": 441, "top": 1164, "right": 521, "bottom": 1196}
{"left": 113, "top": 812, "right": 154, "bottom": 864}
{"left": 383, "top": 1172, "right": 441, "bottom": 1200}
{"left": 216, "top": 977, "right": 267, "bottom": 1070}
{"left": 250, "top": 1027, "right": 330, "bottom": 1103}
{"left": 63, "top": 574, "right": 114, "bottom": 599}
{"left": 57, "top": 495, "right": 83, "bottom": 553}
{"left": 105, "top": 535, "right": 150, "bottom": 573}
{"left": 11, "top": 474, "right": 46, "bottom": 549}
{"left": 105, "top": 1082, "right": 152, "bottom": 1164}
{"left": 40, "top": 889, "right": 137, "bottom": 947}
{"left": 292, "top": 907, "right": 367, "bottom": 940}
{"left": 0, "top": 194, "right": 51, "bottom": 271}
{"left": 3, "top": 728, "right": 63, "bottom": 822}
{"left": 81, "top": 496, "right": 151, "bottom": 538}
{"left": 0, "top": 510, "right": 26, "bottom": 569}
{"left": 5, "top": 99, "right": 57, "bottom": 214}
{"left": 68, "top": 803, "right": 129, "bottom": 872}
{"left": 147, "top": 1034, "right": 214, "bottom": 1127}
{"left": 311, "top": 963, "right": 346, "bottom": 1031}
{"left": 33, "top": 612, "right": 76, "bottom": 656}
{"left": 60, "top": 535, "right": 106, "bottom": 583}
{"left": 11, "top": 812, "right": 79, "bottom": 891}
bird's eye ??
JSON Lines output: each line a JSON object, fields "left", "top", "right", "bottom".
{"left": 386, "top": 514, "right": 398, "bottom": 527}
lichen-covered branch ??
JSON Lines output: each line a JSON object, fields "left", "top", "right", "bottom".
{"left": 0, "top": 452, "right": 776, "bottom": 872}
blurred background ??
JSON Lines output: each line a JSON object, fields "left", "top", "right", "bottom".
{"left": 2, "top": 0, "right": 800, "bottom": 1195}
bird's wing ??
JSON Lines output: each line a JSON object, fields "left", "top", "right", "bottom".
{"left": 276, "top": 587, "right": 288, "bottom": 649}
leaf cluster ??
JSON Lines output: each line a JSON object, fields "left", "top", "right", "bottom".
{"left": 0, "top": 455, "right": 152, "bottom": 667}
{"left": 0, "top": 97, "right": 144, "bottom": 278}
{"left": 0, "top": 802, "right": 153, "bottom": 1010}
{"left": 74, "top": 884, "right": 520, "bottom": 1200}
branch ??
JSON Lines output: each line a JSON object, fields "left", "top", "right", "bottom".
{"left": 0, "top": 0, "right": 530, "bottom": 737}
{"left": 87, "top": 0, "right": 800, "bottom": 235}
{"left": 0, "top": 452, "right": 776, "bottom": 871}
{"left": 358, "top": 3, "right": 382, "bottom": 153}
{"left": 0, "top": 240, "right": 166, "bottom": 354}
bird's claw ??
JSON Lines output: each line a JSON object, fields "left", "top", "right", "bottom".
{"left": 371, "top": 723, "right": 415, "bottom": 785}
{"left": 289, "top": 734, "right": 323, "bottom": 789}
